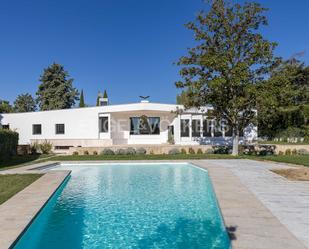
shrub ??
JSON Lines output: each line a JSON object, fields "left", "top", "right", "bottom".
{"left": 197, "top": 148, "right": 203, "bottom": 154}
{"left": 278, "top": 151, "right": 284, "bottom": 155}
{"left": 136, "top": 147, "right": 147, "bottom": 155}
{"left": 292, "top": 149, "right": 297, "bottom": 155}
{"left": 39, "top": 140, "right": 53, "bottom": 154}
{"left": 125, "top": 148, "right": 136, "bottom": 155}
{"left": 205, "top": 148, "right": 214, "bottom": 154}
{"left": 115, "top": 148, "right": 126, "bottom": 155}
{"left": 213, "top": 146, "right": 231, "bottom": 154}
{"left": 285, "top": 149, "right": 291, "bottom": 155}
{"left": 93, "top": 151, "right": 98, "bottom": 155}
{"left": 181, "top": 148, "right": 187, "bottom": 154}
{"left": 100, "top": 148, "right": 115, "bottom": 155}
{"left": 297, "top": 149, "right": 309, "bottom": 155}
{"left": 188, "top": 147, "right": 195, "bottom": 154}
{"left": 72, "top": 151, "right": 79, "bottom": 156}
{"left": 149, "top": 150, "right": 154, "bottom": 155}
{"left": 83, "top": 150, "right": 89, "bottom": 155}
{"left": 30, "top": 142, "right": 40, "bottom": 155}
{"left": 0, "top": 129, "right": 19, "bottom": 160}
{"left": 168, "top": 148, "right": 180, "bottom": 155}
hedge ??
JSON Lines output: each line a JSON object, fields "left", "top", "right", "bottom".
{"left": 0, "top": 129, "right": 19, "bottom": 161}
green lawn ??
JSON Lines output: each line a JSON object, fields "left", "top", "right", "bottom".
{"left": 247, "top": 155, "right": 309, "bottom": 167}
{"left": 0, "top": 154, "right": 54, "bottom": 171}
{"left": 50, "top": 153, "right": 239, "bottom": 161}
{"left": 0, "top": 174, "right": 42, "bottom": 205}
{"left": 258, "top": 141, "right": 309, "bottom": 145}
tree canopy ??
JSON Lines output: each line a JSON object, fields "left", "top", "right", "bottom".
{"left": 36, "top": 63, "right": 79, "bottom": 111}
{"left": 14, "top": 93, "right": 36, "bottom": 112}
{"left": 0, "top": 100, "right": 14, "bottom": 113}
{"left": 176, "top": 0, "right": 278, "bottom": 155}
{"left": 257, "top": 59, "right": 309, "bottom": 140}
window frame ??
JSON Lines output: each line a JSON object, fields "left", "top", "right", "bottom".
{"left": 99, "top": 116, "right": 109, "bottom": 133}
{"left": 32, "top": 124, "right": 42, "bottom": 135}
{"left": 180, "top": 119, "right": 190, "bottom": 137}
{"left": 55, "top": 124, "right": 65, "bottom": 135}
{"left": 129, "top": 116, "right": 160, "bottom": 135}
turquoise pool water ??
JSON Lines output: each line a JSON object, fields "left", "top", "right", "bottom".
{"left": 14, "top": 163, "right": 230, "bottom": 249}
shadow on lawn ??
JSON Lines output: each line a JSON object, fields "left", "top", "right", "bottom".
{"left": 0, "top": 154, "right": 41, "bottom": 170}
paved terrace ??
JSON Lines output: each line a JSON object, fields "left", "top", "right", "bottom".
{"left": 0, "top": 159, "right": 308, "bottom": 249}
{"left": 194, "top": 159, "right": 309, "bottom": 249}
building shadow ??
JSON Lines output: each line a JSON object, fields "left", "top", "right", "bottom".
{"left": 137, "top": 217, "right": 231, "bottom": 249}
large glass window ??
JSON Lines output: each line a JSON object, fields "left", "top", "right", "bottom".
{"left": 99, "top": 117, "right": 109, "bottom": 133}
{"left": 55, "top": 124, "right": 65, "bottom": 134}
{"left": 192, "top": 120, "right": 201, "bottom": 137}
{"left": 130, "top": 116, "right": 160, "bottom": 135}
{"left": 32, "top": 124, "right": 42, "bottom": 135}
{"left": 180, "top": 119, "right": 190, "bottom": 137}
{"left": 203, "top": 119, "right": 212, "bottom": 137}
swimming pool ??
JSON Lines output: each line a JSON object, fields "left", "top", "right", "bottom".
{"left": 14, "top": 163, "right": 230, "bottom": 249}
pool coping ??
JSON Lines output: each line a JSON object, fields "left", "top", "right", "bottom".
{"left": 0, "top": 169, "right": 70, "bottom": 249}
{"left": 0, "top": 160, "right": 307, "bottom": 249}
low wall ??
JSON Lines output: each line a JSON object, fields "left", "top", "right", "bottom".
{"left": 68, "top": 144, "right": 213, "bottom": 155}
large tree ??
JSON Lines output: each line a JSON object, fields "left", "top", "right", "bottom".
{"left": 176, "top": 0, "right": 278, "bottom": 155}
{"left": 14, "top": 93, "right": 36, "bottom": 112}
{"left": 36, "top": 63, "right": 79, "bottom": 110}
{"left": 257, "top": 59, "right": 309, "bottom": 139}
{"left": 0, "top": 100, "right": 14, "bottom": 113}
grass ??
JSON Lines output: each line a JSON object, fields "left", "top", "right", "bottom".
{"left": 247, "top": 155, "right": 309, "bottom": 167}
{"left": 50, "top": 153, "right": 239, "bottom": 161}
{"left": 0, "top": 174, "right": 42, "bottom": 204}
{"left": 258, "top": 141, "right": 309, "bottom": 145}
{"left": 0, "top": 154, "right": 55, "bottom": 171}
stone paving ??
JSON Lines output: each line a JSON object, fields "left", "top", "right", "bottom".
{"left": 0, "top": 169, "right": 70, "bottom": 249}
{"left": 198, "top": 159, "right": 309, "bottom": 249}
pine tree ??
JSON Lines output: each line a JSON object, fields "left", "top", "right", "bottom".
{"left": 36, "top": 63, "right": 79, "bottom": 110}
{"left": 103, "top": 90, "right": 108, "bottom": 98}
{"left": 79, "top": 90, "right": 85, "bottom": 107}
{"left": 96, "top": 91, "right": 101, "bottom": 106}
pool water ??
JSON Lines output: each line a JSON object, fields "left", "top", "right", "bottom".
{"left": 14, "top": 163, "right": 230, "bottom": 249}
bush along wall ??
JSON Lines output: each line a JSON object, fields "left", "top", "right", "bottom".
{"left": 0, "top": 129, "right": 19, "bottom": 161}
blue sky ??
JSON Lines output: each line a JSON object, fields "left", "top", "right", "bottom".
{"left": 0, "top": 0, "right": 309, "bottom": 106}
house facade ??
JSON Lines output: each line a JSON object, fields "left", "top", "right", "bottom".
{"left": 0, "top": 101, "right": 257, "bottom": 150}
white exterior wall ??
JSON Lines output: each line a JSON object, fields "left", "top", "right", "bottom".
{"left": 0, "top": 102, "right": 258, "bottom": 147}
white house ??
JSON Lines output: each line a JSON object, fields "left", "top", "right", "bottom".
{"left": 0, "top": 100, "right": 257, "bottom": 150}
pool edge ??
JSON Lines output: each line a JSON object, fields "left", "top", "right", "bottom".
{"left": 0, "top": 170, "right": 71, "bottom": 249}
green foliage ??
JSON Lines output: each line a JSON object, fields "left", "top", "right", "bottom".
{"left": 181, "top": 148, "right": 187, "bottom": 154}
{"left": 188, "top": 147, "right": 195, "bottom": 154}
{"left": 168, "top": 148, "right": 180, "bottom": 155}
{"left": 257, "top": 60, "right": 309, "bottom": 139}
{"left": 30, "top": 142, "right": 40, "bottom": 155}
{"left": 285, "top": 149, "right": 291, "bottom": 156}
{"left": 176, "top": 0, "right": 277, "bottom": 155}
{"left": 100, "top": 148, "right": 115, "bottom": 155}
{"left": 197, "top": 148, "right": 203, "bottom": 154}
{"left": 0, "top": 129, "right": 19, "bottom": 160}
{"left": 213, "top": 146, "right": 232, "bottom": 154}
{"left": 103, "top": 90, "right": 108, "bottom": 98}
{"left": 93, "top": 151, "right": 98, "bottom": 155}
{"left": 36, "top": 63, "right": 79, "bottom": 110}
{"left": 14, "top": 93, "right": 36, "bottom": 113}
{"left": 83, "top": 150, "right": 89, "bottom": 155}
{"left": 136, "top": 147, "right": 147, "bottom": 155}
{"left": 79, "top": 89, "right": 85, "bottom": 108}
{"left": 73, "top": 151, "right": 79, "bottom": 156}
{"left": 125, "top": 148, "right": 136, "bottom": 155}
{"left": 39, "top": 140, "right": 53, "bottom": 154}
{"left": 176, "top": 91, "right": 189, "bottom": 105}
{"left": 0, "top": 100, "right": 14, "bottom": 113}
{"left": 115, "top": 148, "right": 126, "bottom": 155}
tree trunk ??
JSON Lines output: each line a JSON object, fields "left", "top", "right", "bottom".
{"left": 232, "top": 128, "right": 239, "bottom": 156}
